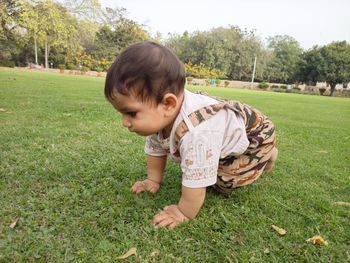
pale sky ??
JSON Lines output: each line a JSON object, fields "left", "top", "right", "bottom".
{"left": 100, "top": 0, "right": 350, "bottom": 50}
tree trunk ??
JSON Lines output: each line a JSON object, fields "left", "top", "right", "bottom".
{"left": 44, "top": 35, "right": 50, "bottom": 69}
{"left": 329, "top": 83, "right": 336, "bottom": 96}
{"left": 34, "top": 32, "right": 38, "bottom": 65}
{"left": 45, "top": 36, "right": 48, "bottom": 68}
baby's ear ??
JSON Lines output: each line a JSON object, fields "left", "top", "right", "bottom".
{"left": 162, "top": 93, "right": 179, "bottom": 114}
{"left": 162, "top": 93, "right": 177, "bottom": 106}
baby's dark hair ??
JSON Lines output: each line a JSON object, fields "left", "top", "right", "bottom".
{"left": 105, "top": 41, "right": 186, "bottom": 104}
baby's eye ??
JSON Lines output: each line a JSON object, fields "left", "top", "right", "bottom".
{"left": 126, "top": 112, "right": 137, "bottom": 117}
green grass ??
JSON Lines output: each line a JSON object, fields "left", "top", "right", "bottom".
{"left": 0, "top": 68, "right": 349, "bottom": 262}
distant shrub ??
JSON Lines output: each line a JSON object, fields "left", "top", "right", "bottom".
{"left": 0, "top": 60, "right": 15, "bottom": 68}
{"left": 258, "top": 81, "right": 269, "bottom": 89}
{"left": 280, "top": 85, "right": 287, "bottom": 90}
{"left": 271, "top": 85, "right": 279, "bottom": 90}
{"left": 293, "top": 87, "right": 301, "bottom": 91}
{"left": 288, "top": 88, "right": 301, "bottom": 94}
{"left": 58, "top": 64, "right": 65, "bottom": 70}
{"left": 95, "top": 67, "right": 102, "bottom": 73}
{"left": 216, "top": 79, "right": 221, "bottom": 86}
{"left": 66, "top": 63, "right": 77, "bottom": 70}
{"left": 80, "top": 66, "right": 89, "bottom": 74}
{"left": 224, "top": 80, "right": 230, "bottom": 87}
{"left": 319, "top": 87, "right": 326, "bottom": 95}
{"left": 272, "top": 88, "right": 285, "bottom": 93}
{"left": 184, "top": 62, "right": 226, "bottom": 79}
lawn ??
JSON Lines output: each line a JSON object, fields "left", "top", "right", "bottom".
{"left": 0, "top": 68, "right": 349, "bottom": 262}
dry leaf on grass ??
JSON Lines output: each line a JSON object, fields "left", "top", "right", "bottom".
{"left": 306, "top": 235, "right": 328, "bottom": 246}
{"left": 334, "top": 201, "right": 350, "bottom": 207}
{"left": 116, "top": 247, "right": 137, "bottom": 259}
{"left": 271, "top": 225, "right": 287, "bottom": 236}
{"left": 0, "top": 108, "right": 6, "bottom": 112}
{"left": 9, "top": 218, "right": 19, "bottom": 229}
{"left": 316, "top": 150, "right": 328, "bottom": 154}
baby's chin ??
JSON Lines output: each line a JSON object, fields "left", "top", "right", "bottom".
{"left": 133, "top": 130, "right": 153, "bottom": 136}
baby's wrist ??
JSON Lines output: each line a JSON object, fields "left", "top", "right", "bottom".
{"left": 176, "top": 205, "right": 190, "bottom": 221}
{"left": 145, "top": 178, "right": 161, "bottom": 185}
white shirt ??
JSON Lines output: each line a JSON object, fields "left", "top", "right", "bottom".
{"left": 145, "top": 90, "right": 249, "bottom": 188}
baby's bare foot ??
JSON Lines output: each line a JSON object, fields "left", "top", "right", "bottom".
{"left": 264, "top": 147, "right": 278, "bottom": 172}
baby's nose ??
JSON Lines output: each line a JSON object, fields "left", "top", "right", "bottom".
{"left": 122, "top": 115, "right": 131, "bottom": 128}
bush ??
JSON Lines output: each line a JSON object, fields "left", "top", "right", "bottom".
{"left": 319, "top": 87, "right": 326, "bottom": 95}
{"left": 224, "top": 80, "right": 230, "bottom": 87}
{"left": 280, "top": 85, "right": 287, "bottom": 90}
{"left": 184, "top": 62, "right": 226, "bottom": 79}
{"left": 66, "top": 63, "right": 77, "bottom": 70}
{"left": 216, "top": 79, "right": 221, "bottom": 86}
{"left": 286, "top": 87, "right": 301, "bottom": 94}
{"left": 58, "top": 64, "right": 65, "bottom": 70}
{"left": 272, "top": 88, "right": 285, "bottom": 93}
{"left": 271, "top": 85, "right": 280, "bottom": 90}
{"left": 95, "top": 67, "right": 103, "bottom": 73}
{"left": 258, "top": 81, "right": 269, "bottom": 89}
{"left": 0, "top": 60, "right": 15, "bottom": 68}
{"left": 80, "top": 66, "right": 89, "bottom": 75}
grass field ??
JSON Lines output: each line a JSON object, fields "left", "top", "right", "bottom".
{"left": 0, "top": 68, "right": 349, "bottom": 262}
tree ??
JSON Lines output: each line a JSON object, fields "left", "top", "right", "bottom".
{"left": 0, "top": 0, "right": 23, "bottom": 62}
{"left": 61, "top": 0, "right": 102, "bottom": 21}
{"left": 266, "top": 35, "right": 303, "bottom": 83}
{"left": 76, "top": 20, "right": 99, "bottom": 53}
{"left": 294, "top": 46, "right": 325, "bottom": 86}
{"left": 165, "top": 26, "right": 264, "bottom": 81}
{"left": 320, "top": 41, "right": 350, "bottom": 96}
{"left": 18, "top": 0, "right": 43, "bottom": 65}
{"left": 90, "top": 25, "right": 116, "bottom": 61}
{"left": 114, "top": 17, "right": 150, "bottom": 52}
{"left": 295, "top": 41, "right": 350, "bottom": 96}
{"left": 99, "top": 6, "right": 127, "bottom": 27}
{"left": 91, "top": 11, "right": 150, "bottom": 62}
{"left": 18, "top": 0, "right": 81, "bottom": 68}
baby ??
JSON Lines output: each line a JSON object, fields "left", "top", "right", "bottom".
{"left": 104, "top": 41, "right": 278, "bottom": 228}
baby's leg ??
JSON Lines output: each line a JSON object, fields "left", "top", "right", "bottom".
{"left": 264, "top": 147, "right": 278, "bottom": 173}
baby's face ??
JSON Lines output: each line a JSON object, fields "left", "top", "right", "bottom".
{"left": 110, "top": 91, "right": 169, "bottom": 136}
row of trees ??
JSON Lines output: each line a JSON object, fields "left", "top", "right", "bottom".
{"left": 165, "top": 30, "right": 350, "bottom": 95}
{"left": 1, "top": 0, "right": 350, "bottom": 95}
{"left": 1, "top": 0, "right": 150, "bottom": 70}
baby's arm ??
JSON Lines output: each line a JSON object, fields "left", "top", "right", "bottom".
{"left": 131, "top": 155, "right": 167, "bottom": 193}
{"left": 178, "top": 185, "right": 206, "bottom": 219}
{"left": 152, "top": 185, "right": 206, "bottom": 228}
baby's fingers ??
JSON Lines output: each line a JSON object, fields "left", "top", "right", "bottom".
{"left": 156, "top": 217, "right": 175, "bottom": 228}
{"left": 152, "top": 212, "right": 175, "bottom": 228}
{"left": 131, "top": 181, "right": 145, "bottom": 193}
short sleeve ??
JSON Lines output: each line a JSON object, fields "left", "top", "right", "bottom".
{"left": 144, "top": 134, "right": 167, "bottom": 156}
{"left": 179, "top": 130, "right": 223, "bottom": 188}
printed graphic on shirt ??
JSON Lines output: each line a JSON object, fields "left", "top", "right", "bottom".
{"left": 180, "top": 131, "right": 221, "bottom": 187}
{"left": 144, "top": 134, "right": 167, "bottom": 156}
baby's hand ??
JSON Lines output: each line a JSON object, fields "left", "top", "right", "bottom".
{"left": 152, "top": 205, "right": 189, "bottom": 229}
{"left": 131, "top": 179, "right": 160, "bottom": 194}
